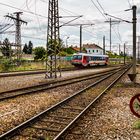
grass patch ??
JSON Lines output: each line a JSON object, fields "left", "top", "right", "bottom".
{"left": 133, "top": 120, "right": 140, "bottom": 129}
{"left": 0, "top": 60, "right": 73, "bottom": 72}
{"left": 114, "top": 83, "right": 124, "bottom": 87}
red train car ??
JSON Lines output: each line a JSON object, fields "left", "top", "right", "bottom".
{"left": 71, "top": 53, "right": 109, "bottom": 67}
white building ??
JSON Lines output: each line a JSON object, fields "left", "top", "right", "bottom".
{"left": 83, "top": 44, "right": 103, "bottom": 55}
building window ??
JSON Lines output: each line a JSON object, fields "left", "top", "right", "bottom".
{"left": 93, "top": 50, "right": 94, "bottom": 53}
{"left": 89, "top": 50, "right": 90, "bottom": 53}
{"left": 96, "top": 50, "right": 98, "bottom": 52}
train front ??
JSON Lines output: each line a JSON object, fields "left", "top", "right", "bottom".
{"left": 71, "top": 54, "right": 83, "bottom": 67}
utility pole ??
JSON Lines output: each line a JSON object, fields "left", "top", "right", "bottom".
{"left": 46, "top": 0, "right": 60, "bottom": 78}
{"left": 66, "top": 36, "right": 69, "bottom": 48}
{"left": 124, "top": 43, "right": 126, "bottom": 64}
{"left": 105, "top": 18, "right": 120, "bottom": 52}
{"left": 119, "top": 44, "right": 121, "bottom": 55}
{"left": 80, "top": 25, "right": 82, "bottom": 52}
{"left": 6, "top": 12, "right": 27, "bottom": 61}
{"left": 119, "top": 44, "right": 121, "bottom": 64}
{"left": 132, "top": 5, "right": 137, "bottom": 82}
{"left": 79, "top": 24, "right": 94, "bottom": 52}
{"left": 137, "top": 36, "right": 140, "bottom": 62}
{"left": 63, "top": 24, "right": 94, "bottom": 53}
{"left": 103, "top": 36, "right": 105, "bottom": 55}
{"left": 110, "top": 18, "right": 111, "bottom": 52}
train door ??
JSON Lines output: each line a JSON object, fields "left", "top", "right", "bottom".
{"left": 105, "top": 57, "right": 109, "bottom": 64}
{"left": 82, "top": 56, "right": 88, "bottom": 67}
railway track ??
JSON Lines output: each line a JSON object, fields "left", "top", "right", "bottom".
{"left": 0, "top": 64, "right": 122, "bottom": 77}
{"left": 0, "top": 64, "right": 131, "bottom": 140}
{"left": 0, "top": 66, "right": 123, "bottom": 101}
{"left": 0, "top": 67, "right": 75, "bottom": 78}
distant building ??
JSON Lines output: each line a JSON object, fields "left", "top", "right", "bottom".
{"left": 22, "top": 54, "right": 34, "bottom": 60}
{"left": 83, "top": 43, "right": 103, "bottom": 55}
{"left": 69, "top": 46, "right": 80, "bottom": 53}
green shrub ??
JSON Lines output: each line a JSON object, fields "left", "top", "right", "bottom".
{"left": 0, "top": 59, "right": 12, "bottom": 72}
{"left": 133, "top": 120, "right": 140, "bottom": 129}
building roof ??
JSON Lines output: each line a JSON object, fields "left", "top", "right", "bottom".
{"left": 70, "top": 46, "right": 80, "bottom": 52}
{"left": 83, "top": 43, "right": 103, "bottom": 50}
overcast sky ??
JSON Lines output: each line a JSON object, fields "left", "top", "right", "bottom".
{"left": 0, "top": 0, "right": 140, "bottom": 54}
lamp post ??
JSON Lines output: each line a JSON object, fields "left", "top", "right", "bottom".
{"left": 66, "top": 36, "right": 69, "bottom": 48}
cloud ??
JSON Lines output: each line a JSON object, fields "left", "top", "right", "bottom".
{"left": 0, "top": 0, "right": 140, "bottom": 48}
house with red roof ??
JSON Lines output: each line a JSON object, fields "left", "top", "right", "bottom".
{"left": 83, "top": 43, "right": 103, "bottom": 55}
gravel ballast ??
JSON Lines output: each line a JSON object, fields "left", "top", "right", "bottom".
{"left": 0, "top": 75, "right": 103, "bottom": 135}
{"left": 64, "top": 67, "right": 140, "bottom": 140}
{"left": 0, "top": 67, "right": 116, "bottom": 93}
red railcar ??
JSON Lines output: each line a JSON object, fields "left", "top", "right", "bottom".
{"left": 71, "top": 53, "right": 109, "bottom": 67}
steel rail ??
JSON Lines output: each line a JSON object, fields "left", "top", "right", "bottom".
{"left": 0, "top": 67, "right": 77, "bottom": 78}
{"left": 0, "top": 64, "right": 122, "bottom": 77}
{"left": 0, "top": 64, "right": 131, "bottom": 140}
{"left": 54, "top": 64, "right": 132, "bottom": 140}
{"left": 0, "top": 67, "right": 123, "bottom": 101}
{"left": 0, "top": 65, "right": 123, "bottom": 94}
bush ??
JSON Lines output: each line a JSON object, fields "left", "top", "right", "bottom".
{"left": 0, "top": 59, "right": 12, "bottom": 72}
{"left": 133, "top": 120, "right": 140, "bottom": 129}
{"left": 34, "top": 47, "right": 46, "bottom": 60}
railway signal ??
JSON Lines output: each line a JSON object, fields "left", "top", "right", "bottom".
{"left": 130, "top": 94, "right": 140, "bottom": 118}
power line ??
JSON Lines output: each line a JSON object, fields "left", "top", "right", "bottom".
{"left": 105, "top": 13, "right": 132, "bottom": 23}
{"left": 96, "top": 0, "right": 106, "bottom": 13}
{"left": 90, "top": 0, "right": 107, "bottom": 20}
{"left": 90, "top": 0, "right": 122, "bottom": 43}
{"left": 127, "top": 0, "right": 131, "bottom": 8}
{"left": 4, "top": 32, "right": 47, "bottom": 41}
{"left": 0, "top": 2, "right": 48, "bottom": 19}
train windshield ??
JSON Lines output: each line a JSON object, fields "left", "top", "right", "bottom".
{"left": 72, "top": 55, "right": 82, "bottom": 60}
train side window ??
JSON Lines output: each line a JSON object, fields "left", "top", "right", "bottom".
{"left": 88, "top": 56, "right": 91, "bottom": 61}
{"left": 73, "top": 55, "right": 82, "bottom": 60}
{"left": 94, "top": 57, "right": 97, "bottom": 60}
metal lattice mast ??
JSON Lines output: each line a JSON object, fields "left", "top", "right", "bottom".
{"left": 46, "top": 0, "right": 60, "bottom": 78}
{"left": 15, "top": 12, "right": 22, "bottom": 60}
{"left": 6, "top": 12, "right": 27, "bottom": 61}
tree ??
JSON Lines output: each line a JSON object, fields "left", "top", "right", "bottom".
{"left": 22, "top": 41, "right": 33, "bottom": 54}
{"left": 120, "top": 51, "right": 124, "bottom": 57}
{"left": 28, "top": 41, "right": 33, "bottom": 54}
{"left": 34, "top": 47, "right": 46, "bottom": 60}
{"left": 23, "top": 43, "right": 28, "bottom": 54}
{"left": 0, "top": 38, "right": 11, "bottom": 58}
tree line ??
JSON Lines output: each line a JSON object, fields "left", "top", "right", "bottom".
{"left": 0, "top": 38, "right": 76, "bottom": 60}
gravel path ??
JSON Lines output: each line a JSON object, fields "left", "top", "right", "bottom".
{"left": 65, "top": 67, "right": 140, "bottom": 140}
{"left": 0, "top": 67, "right": 115, "bottom": 93}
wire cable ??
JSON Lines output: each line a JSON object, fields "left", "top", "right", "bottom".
{"left": 127, "top": 0, "right": 132, "bottom": 8}
{"left": 0, "top": 2, "right": 48, "bottom": 19}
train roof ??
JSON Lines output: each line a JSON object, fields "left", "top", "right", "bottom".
{"left": 73, "top": 53, "right": 109, "bottom": 57}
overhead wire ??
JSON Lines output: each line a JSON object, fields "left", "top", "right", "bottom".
{"left": 96, "top": 0, "right": 106, "bottom": 13}
{"left": 34, "top": 0, "right": 42, "bottom": 31}
{"left": 91, "top": 0, "right": 123, "bottom": 43}
{"left": 90, "top": 0, "right": 107, "bottom": 20}
{"left": 39, "top": 0, "right": 105, "bottom": 43}
{"left": 0, "top": 2, "right": 48, "bottom": 19}
{"left": 127, "top": 0, "right": 132, "bottom": 8}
